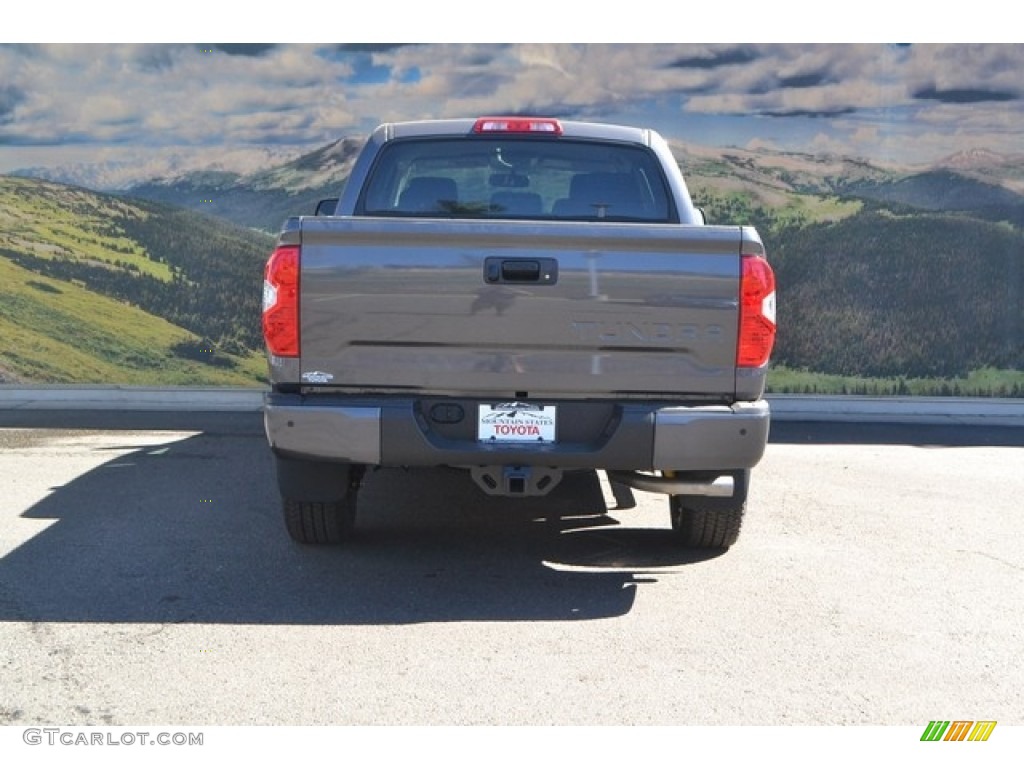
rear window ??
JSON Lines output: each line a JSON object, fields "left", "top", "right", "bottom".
{"left": 358, "top": 137, "right": 675, "bottom": 222}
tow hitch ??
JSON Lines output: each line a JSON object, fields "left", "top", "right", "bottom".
{"left": 470, "top": 465, "right": 563, "bottom": 497}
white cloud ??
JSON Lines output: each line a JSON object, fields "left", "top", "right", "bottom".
{"left": 1, "top": 42, "right": 1023, "bottom": 176}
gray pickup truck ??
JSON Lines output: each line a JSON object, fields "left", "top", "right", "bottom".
{"left": 261, "top": 117, "right": 776, "bottom": 549}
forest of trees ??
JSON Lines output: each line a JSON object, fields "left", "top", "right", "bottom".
{"left": 695, "top": 195, "right": 1023, "bottom": 380}
{"left": 771, "top": 207, "right": 1022, "bottom": 377}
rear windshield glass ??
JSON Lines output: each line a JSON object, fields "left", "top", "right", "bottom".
{"left": 358, "top": 137, "right": 675, "bottom": 222}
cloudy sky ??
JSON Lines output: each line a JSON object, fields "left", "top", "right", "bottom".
{"left": 1, "top": 41, "right": 1022, "bottom": 184}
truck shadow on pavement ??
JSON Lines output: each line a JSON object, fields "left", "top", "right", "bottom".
{"left": 0, "top": 427, "right": 721, "bottom": 626}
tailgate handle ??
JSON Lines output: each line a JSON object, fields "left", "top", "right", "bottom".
{"left": 502, "top": 260, "right": 540, "bottom": 281}
{"left": 485, "top": 257, "right": 558, "bottom": 285}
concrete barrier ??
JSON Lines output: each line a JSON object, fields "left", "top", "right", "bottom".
{"left": 0, "top": 386, "right": 264, "bottom": 412}
{"left": 767, "top": 394, "right": 1024, "bottom": 427}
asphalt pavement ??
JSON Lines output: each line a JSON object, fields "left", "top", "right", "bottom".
{"left": 0, "top": 412, "right": 1021, "bottom": 728}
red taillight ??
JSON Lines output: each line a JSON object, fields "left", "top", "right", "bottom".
{"left": 737, "top": 253, "right": 776, "bottom": 368}
{"left": 262, "top": 245, "right": 300, "bottom": 357}
{"left": 473, "top": 117, "right": 563, "bottom": 135}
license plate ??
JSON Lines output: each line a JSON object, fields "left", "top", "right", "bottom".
{"left": 478, "top": 402, "right": 557, "bottom": 443}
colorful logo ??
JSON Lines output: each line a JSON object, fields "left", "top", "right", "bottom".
{"left": 920, "top": 721, "right": 997, "bottom": 742}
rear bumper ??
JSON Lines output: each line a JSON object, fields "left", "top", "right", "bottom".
{"left": 263, "top": 394, "right": 770, "bottom": 472}
{"left": 651, "top": 400, "right": 770, "bottom": 470}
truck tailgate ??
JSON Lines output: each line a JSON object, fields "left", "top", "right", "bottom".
{"left": 297, "top": 217, "right": 748, "bottom": 399}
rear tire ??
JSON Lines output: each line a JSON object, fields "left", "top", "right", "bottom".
{"left": 669, "top": 470, "right": 748, "bottom": 550}
{"left": 275, "top": 457, "right": 365, "bottom": 545}
{"left": 283, "top": 496, "right": 358, "bottom": 545}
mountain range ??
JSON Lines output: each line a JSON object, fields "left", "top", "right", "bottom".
{"left": 16, "top": 139, "right": 1024, "bottom": 234}
{"left": 4, "top": 135, "right": 1022, "bottom": 388}
{"left": 16, "top": 138, "right": 364, "bottom": 234}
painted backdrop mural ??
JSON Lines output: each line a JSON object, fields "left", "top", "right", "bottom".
{"left": 0, "top": 44, "right": 1021, "bottom": 393}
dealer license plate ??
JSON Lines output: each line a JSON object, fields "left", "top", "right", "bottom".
{"left": 477, "top": 402, "right": 557, "bottom": 443}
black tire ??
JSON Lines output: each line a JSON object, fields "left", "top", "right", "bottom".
{"left": 283, "top": 496, "right": 358, "bottom": 545}
{"left": 669, "top": 470, "right": 748, "bottom": 550}
{"left": 275, "top": 458, "right": 365, "bottom": 545}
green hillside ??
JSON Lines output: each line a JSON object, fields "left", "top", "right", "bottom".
{"left": 0, "top": 176, "right": 272, "bottom": 385}
{"left": 691, "top": 184, "right": 1024, "bottom": 393}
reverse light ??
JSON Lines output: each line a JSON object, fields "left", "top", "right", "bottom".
{"left": 262, "top": 244, "right": 300, "bottom": 357}
{"left": 473, "top": 117, "right": 563, "bottom": 135}
{"left": 737, "top": 253, "right": 776, "bottom": 368}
